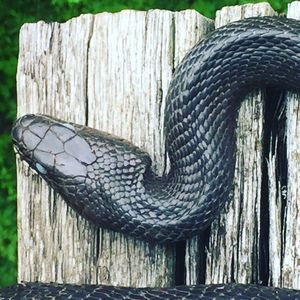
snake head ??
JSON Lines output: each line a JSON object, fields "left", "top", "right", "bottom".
{"left": 11, "top": 114, "right": 99, "bottom": 215}
{"left": 12, "top": 114, "right": 152, "bottom": 225}
{"left": 12, "top": 114, "right": 96, "bottom": 180}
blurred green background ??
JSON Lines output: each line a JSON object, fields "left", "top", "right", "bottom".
{"left": 0, "top": 0, "right": 293, "bottom": 288}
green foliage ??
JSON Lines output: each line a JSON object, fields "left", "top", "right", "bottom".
{"left": 49, "top": 0, "right": 293, "bottom": 20}
{"left": 191, "top": 0, "right": 293, "bottom": 18}
{"left": 0, "top": 0, "right": 295, "bottom": 288}
{"left": 0, "top": 134, "right": 17, "bottom": 287}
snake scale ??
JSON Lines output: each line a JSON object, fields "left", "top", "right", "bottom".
{"left": 2, "top": 16, "right": 300, "bottom": 299}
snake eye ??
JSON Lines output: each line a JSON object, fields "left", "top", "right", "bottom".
{"left": 36, "top": 162, "right": 47, "bottom": 174}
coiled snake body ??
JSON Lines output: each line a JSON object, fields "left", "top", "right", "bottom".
{"left": 3, "top": 16, "right": 300, "bottom": 299}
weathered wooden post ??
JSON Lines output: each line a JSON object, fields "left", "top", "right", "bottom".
{"left": 205, "top": 3, "right": 277, "bottom": 285}
{"left": 282, "top": 1, "right": 300, "bottom": 288}
{"left": 16, "top": 2, "right": 299, "bottom": 290}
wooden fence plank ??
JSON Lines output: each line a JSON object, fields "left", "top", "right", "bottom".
{"left": 282, "top": 1, "right": 300, "bottom": 289}
{"left": 206, "top": 3, "right": 277, "bottom": 285}
{"left": 17, "top": 15, "right": 96, "bottom": 284}
{"left": 87, "top": 10, "right": 175, "bottom": 287}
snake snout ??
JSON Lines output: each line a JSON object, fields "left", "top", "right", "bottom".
{"left": 11, "top": 114, "right": 41, "bottom": 161}
{"left": 12, "top": 113, "right": 99, "bottom": 180}
{"left": 11, "top": 114, "right": 36, "bottom": 145}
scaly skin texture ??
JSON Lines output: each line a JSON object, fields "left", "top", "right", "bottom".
{"left": 1, "top": 283, "right": 300, "bottom": 299}
{"left": 6, "top": 16, "right": 300, "bottom": 298}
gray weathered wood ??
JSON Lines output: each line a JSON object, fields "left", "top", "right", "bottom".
{"left": 267, "top": 137, "right": 281, "bottom": 287}
{"left": 86, "top": 10, "right": 175, "bottom": 287}
{"left": 17, "top": 15, "right": 96, "bottom": 284}
{"left": 265, "top": 1, "right": 300, "bottom": 289}
{"left": 206, "top": 3, "right": 277, "bottom": 285}
{"left": 284, "top": 91, "right": 300, "bottom": 289}
{"left": 282, "top": 2, "right": 300, "bottom": 289}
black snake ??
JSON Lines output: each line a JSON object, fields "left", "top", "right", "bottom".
{"left": 2, "top": 16, "right": 300, "bottom": 299}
